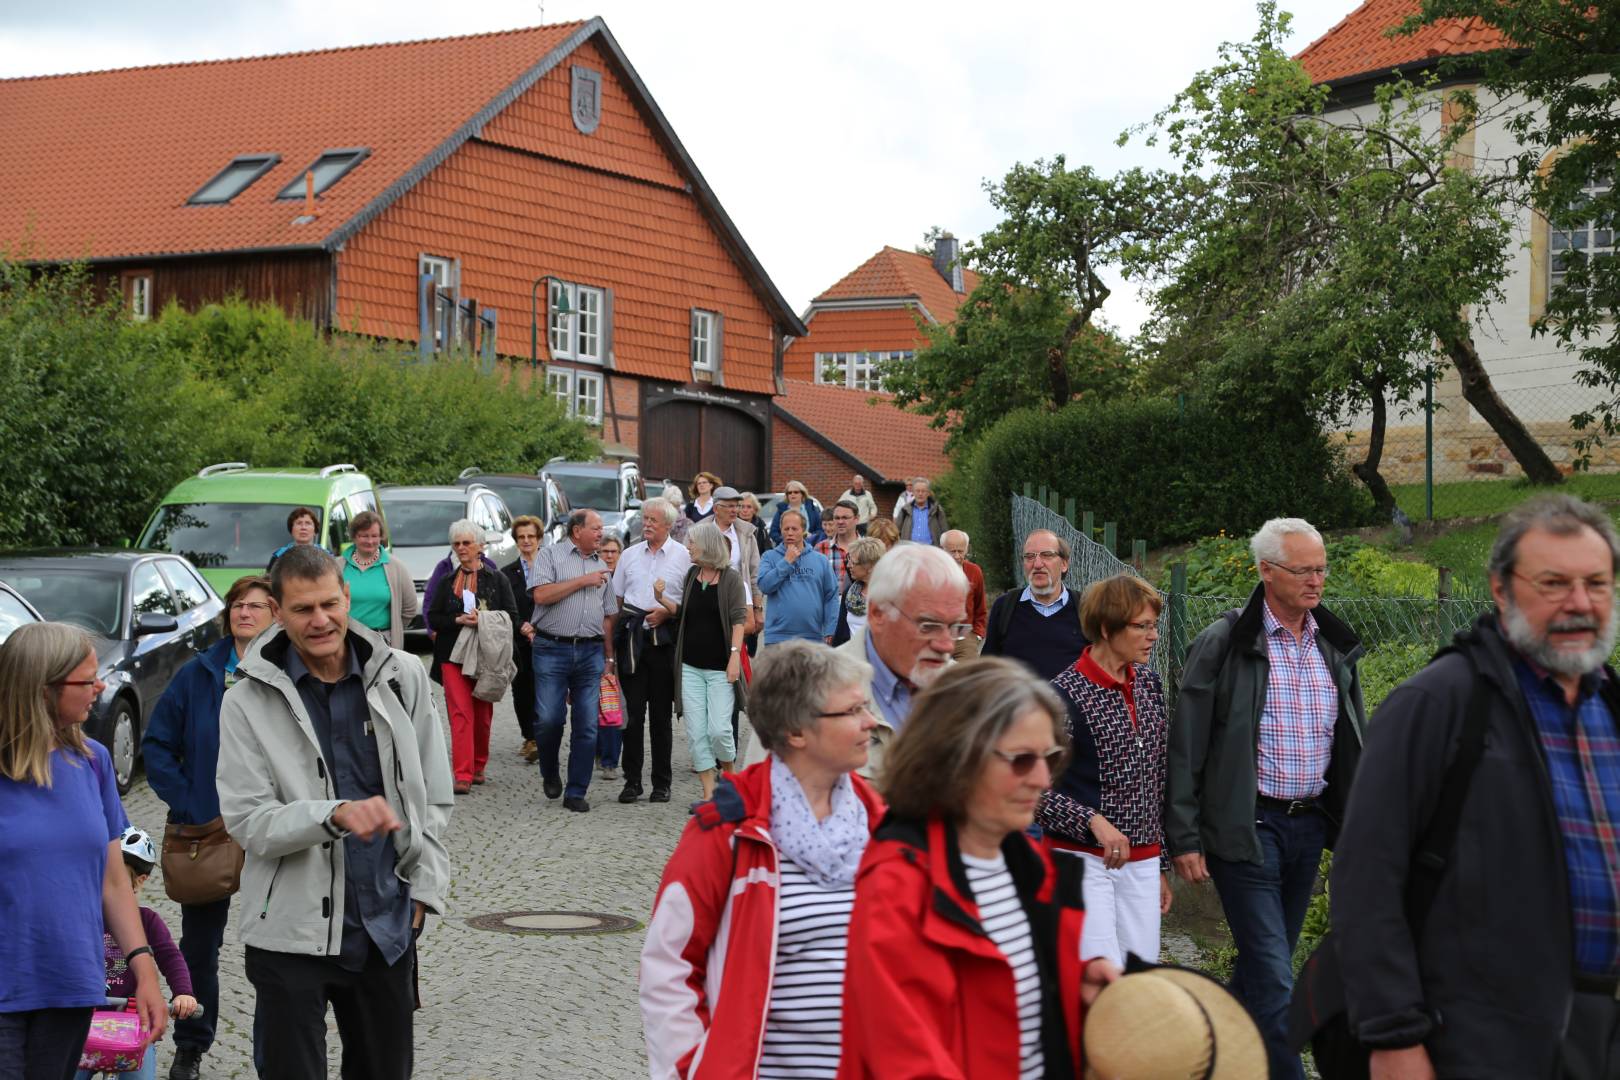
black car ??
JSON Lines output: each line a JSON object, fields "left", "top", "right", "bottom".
{"left": 454, "top": 468, "right": 572, "bottom": 545}
{"left": 0, "top": 550, "right": 225, "bottom": 792}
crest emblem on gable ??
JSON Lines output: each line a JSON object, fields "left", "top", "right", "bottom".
{"left": 571, "top": 66, "right": 602, "bottom": 135}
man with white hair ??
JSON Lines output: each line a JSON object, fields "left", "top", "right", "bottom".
{"left": 940, "top": 529, "right": 988, "bottom": 660}
{"left": 1332, "top": 495, "right": 1620, "bottom": 1078}
{"left": 1166, "top": 516, "right": 1366, "bottom": 1080}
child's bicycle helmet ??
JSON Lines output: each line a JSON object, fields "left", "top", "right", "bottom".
{"left": 119, "top": 826, "right": 158, "bottom": 867}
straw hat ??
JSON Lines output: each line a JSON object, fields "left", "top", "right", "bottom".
{"left": 1083, "top": 963, "right": 1267, "bottom": 1080}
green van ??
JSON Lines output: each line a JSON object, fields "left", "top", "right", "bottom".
{"left": 137, "top": 463, "right": 381, "bottom": 595}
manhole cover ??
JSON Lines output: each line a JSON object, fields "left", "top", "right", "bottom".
{"left": 465, "top": 910, "right": 641, "bottom": 936}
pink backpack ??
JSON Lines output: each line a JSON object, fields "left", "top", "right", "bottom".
{"left": 79, "top": 1003, "right": 147, "bottom": 1073}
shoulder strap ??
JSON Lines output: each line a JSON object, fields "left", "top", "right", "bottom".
{"left": 1406, "top": 651, "right": 1490, "bottom": 933}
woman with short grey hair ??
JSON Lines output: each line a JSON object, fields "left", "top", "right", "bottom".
{"left": 641, "top": 641, "right": 881, "bottom": 1079}
{"left": 661, "top": 483, "right": 692, "bottom": 543}
{"left": 673, "top": 522, "right": 749, "bottom": 800}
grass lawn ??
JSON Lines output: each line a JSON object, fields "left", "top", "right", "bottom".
{"left": 1392, "top": 471, "right": 1620, "bottom": 521}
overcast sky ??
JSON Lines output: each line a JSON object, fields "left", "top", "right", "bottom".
{"left": 0, "top": 0, "right": 1359, "bottom": 335}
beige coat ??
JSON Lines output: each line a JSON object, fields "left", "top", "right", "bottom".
{"left": 381, "top": 556, "right": 420, "bottom": 650}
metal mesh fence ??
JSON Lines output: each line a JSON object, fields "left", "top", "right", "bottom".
{"left": 1009, "top": 494, "right": 1493, "bottom": 704}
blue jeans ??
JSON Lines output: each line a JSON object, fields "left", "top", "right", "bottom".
{"left": 598, "top": 723, "right": 622, "bottom": 768}
{"left": 75, "top": 1049, "right": 156, "bottom": 1080}
{"left": 1206, "top": 804, "right": 1326, "bottom": 1080}
{"left": 173, "top": 897, "right": 230, "bottom": 1053}
{"left": 533, "top": 638, "right": 605, "bottom": 799}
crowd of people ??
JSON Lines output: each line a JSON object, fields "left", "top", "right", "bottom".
{"left": 7, "top": 475, "right": 1620, "bottom": 1079}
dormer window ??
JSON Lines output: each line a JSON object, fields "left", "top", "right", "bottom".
{"left": 277, "top": 148, "right": 370, "bottom": 199}
{"left": 188, "top": 154, "right": 279, "bottom": 204}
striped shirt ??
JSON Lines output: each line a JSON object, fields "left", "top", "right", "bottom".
{"left": 960, "top": 852, "right": 1044, "bottom": 1080}
{"left": 1256, "top": 604, "right": 1338, "bottom": 799}
{"left": 758, "top": 857, "right": 854, "bottom": 1078}
{"left": 530, "top": 540, "right": 615, "bottom": 637}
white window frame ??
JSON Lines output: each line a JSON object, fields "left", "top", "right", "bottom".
{"left": 691, "top": 310, "right": 716, "bottom": 372}
{"left": 1550, "top": 175, "right": 1615, "bottom": 294}
{"left": 545, "top": 367, "right": 604, "bottom": 426}
{"left": 128, "top": 273, "right": 153, "bottom": 322}
{"left": 814, "top": 350, "right": 908, "bottom": 390}
{"left": 419, "top": 254, "right": 457, "bottom": 291}
{"left": 548, "top": 280, "right": 605, "bottom": 364}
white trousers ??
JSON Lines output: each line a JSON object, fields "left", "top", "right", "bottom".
{"left": 1073, "top": 851, "right": 1162, "bottom": 967}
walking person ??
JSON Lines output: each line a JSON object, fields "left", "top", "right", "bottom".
{"left": 341, "top": 511, "right": 418, "bottom": 650}
{"left": 840, "top": 658, "right": 1120, "bottom": 1077}
{"left": 685, "top": 472, "right": 721, "bottom": 526}
{"left": 529, "top": 509, "right": 616, "bottom": 813}
{"left": 662, "top": 484, "right": 692, "bottom": 544}
{"left": 141, "top": 574, "right": 275, "bottom": 1080}
{"left": 0, "top": 622, "right": 168, "bottom": 1080}
{"left": 614, "top": 498, "right": 691, "bottom": 804}
{"left": 1332, "top": 495, "right": 1620, "bottom": 1079}
{"left": 895, "top": 477, "right": 946, "bottom": 547}
{"left": 596, "top": 536, "right": 625, "bottom": 779}
{"left": 982, "top": 529, "right": 1088, "bottom": 680}
{"left": 1044, "top": 574, "right": 1172, "bottom": 967}
{"left": 709, "top": 487, "right": 762, "bottom": 640}
{"left": 738, "top": 492, "right": 773, "bottom": 554}
{"left": 1167, "top": 517, "right": 1365, "bottom": 1080}
{"left": 758, "top": 509, "right": 839, "bottom": 646}
{"left": 428, "top": 521, "right": 518, "bottom": 795}
{"left": 941, "top": 530, "right": 988, "bottom": 660}
{"left": 502, "top": 516, "right": 545, "bottom": 765}
{"left": 815, "top": 500, "right": 860, "bottom": 592}
{"left": 769, "top": 481, "right": 823, "bottom": 546}
{"left": 672, "top": 523, "right": 747, "bottom": 801}
{"left": 838, "top": 474, "right": 878, "bottom": 526}
{"left": 217, "top": 544, "right": 453, "bottom": 1080}
{"left": 835, "top": 538, "right": 886, "bottom": 647}
{"left": 640, "top": 641, "right": 883, "bottom": 1079}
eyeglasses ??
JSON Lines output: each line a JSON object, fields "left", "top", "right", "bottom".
{"left": 817, "top": 701, "right": 876, "bottom": 720}
{"left": 1125, "top": 620, "right": 1161, "bottom": 634}
{"left": 1020, "top": 550, "right": 1064, "bottom": 563}
{"left": 1512, "top": 571, "right": 1615, "bottom": 603}
{"left": 890, "top": 609, "right": 973, "bottom": 640}
{"left": 53, "top": 679, "right": 101, "bottom": 688}
{"left": 1265, "top": 560, "right": 1329, "bottom": 579}
{"left": 990, "top": 747, "right": 1065, "bottom": 776}
{"left": 230, "top": 601, "right": 271, "bottom": 613}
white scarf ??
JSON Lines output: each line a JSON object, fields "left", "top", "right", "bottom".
{"left": 769, "top": 753, "right": 869, "bottom": 889}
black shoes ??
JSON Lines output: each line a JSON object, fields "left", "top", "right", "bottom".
{"left": 563, "top": 796, "right": 590, "bottom": 813}
{"left": 169, "top": 1045, "right": 203, "bottom": 1080}
{"left": 618, "top": 784, "right": 642, "bottom": 803}
{"left": 649, "top": 788, "right": 671, "bottom": 803}
{"left": 542, "top": 777, "right": 562, "bottom": 800}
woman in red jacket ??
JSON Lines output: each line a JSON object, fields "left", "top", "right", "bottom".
{"left": 840, "top": 658, "right": 1121, "bottom": 1079}
{"left": 640, "top": 640, "right": 883, "bottom": 1079}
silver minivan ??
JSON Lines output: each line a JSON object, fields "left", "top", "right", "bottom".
{"left": 377, "top": 483, "right": 518, "bottom": 634}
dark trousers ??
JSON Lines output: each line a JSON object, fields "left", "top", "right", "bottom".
{"left": 511, "top": 639, "right": 536, "bottom": 741}
{"left": 174, "top": 897, "right": 231, "bottom": 1052}
{"left": 621, "top": 640, "right": 675, "bottom": 792}
{"left": 0, "top": 1007, "right": 92, "bottom": 1080}
{"left": 1207, "top": 804, "right": 1325, "bottom": 1080}
{"left": 245, "top": 944, "right": 414, "bottom": 1080}
{"left": 1562, "top": 990, "right": 1620, "bottom": 1079}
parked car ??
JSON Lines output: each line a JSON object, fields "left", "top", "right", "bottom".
{"left": 0, "top": 550, "right": 224, "bottom": 791}
{"left": 454, "top": 468, "right": 571, "bottom": 545}
{"left": 137, "top": 462, "right": 382, "bottom": 595}
{"left": 377, "top": 483, "right": 518, "bottom": 635}
{"left": 540, "top": 458, "right": 643, "bottom": 544}
{"left": 0, "top": 580, "right": 43, "bottom": 644}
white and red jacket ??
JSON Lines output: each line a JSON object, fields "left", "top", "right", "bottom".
{"left": 639, "top": 759, "right": 885, "bottom": 1079}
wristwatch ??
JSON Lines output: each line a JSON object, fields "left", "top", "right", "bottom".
{"left": 730, "top": 646, "right": 741, "bottom": 652}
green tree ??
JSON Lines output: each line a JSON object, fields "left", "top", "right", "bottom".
{"left": 1404, "top": 1, "right": 1620, "bottom": 462}
{"left": 1133, "top": 3, "right": 1560, "bottom": 514}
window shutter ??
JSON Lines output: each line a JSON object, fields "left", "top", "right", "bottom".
{"left": 546, "top": 283, "right": 558, "bottom": 359}
{"left": 602, "top": 287, "right": 616, "bottom": 369}
{"left": 713, "top": 312, "right": 725, "bottom": 387}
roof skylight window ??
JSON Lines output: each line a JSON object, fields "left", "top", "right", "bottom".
{"left": 277, "top": 148, "right": 370, "bottom": 199}
{"left": 188, "top": 155, "right": 279, "bottom": 204}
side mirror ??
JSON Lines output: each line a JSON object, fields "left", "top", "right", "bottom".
{"left": 134, "top": 612, "right": 179, "bottom": 636}
{"left": 625, "top": 497, "right": 643, "bottom": 511}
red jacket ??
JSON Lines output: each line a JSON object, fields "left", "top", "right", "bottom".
{"left": 640, "top": 759, "right": 885, "bottom": 1079}
{"left": 838, "top": 814, "right": 1086, "bottom": 1080}
{"left": 964, "top": 560, "right": 989, "bottom": 639}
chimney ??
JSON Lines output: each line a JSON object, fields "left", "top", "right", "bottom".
{"left": 932, "top": 232, "right": 963, "bottom": 293}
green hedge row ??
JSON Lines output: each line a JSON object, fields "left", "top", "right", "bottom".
{"left": 961, "top": 396, "right": 1373, "bottom": 590}
{"left": 0, "top": 265, "right": 595, "bottom": 550}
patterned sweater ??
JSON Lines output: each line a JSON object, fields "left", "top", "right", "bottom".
{"left": 1041, "top": 651, "right": 1169, "bottom": 869}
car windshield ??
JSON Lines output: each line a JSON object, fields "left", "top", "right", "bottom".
{"left": 380, "top": 497, "right": 464, "bottom": 548}
{"left": 0, "top": 570, "right": 124, "bottom": 638}
{"left": 477, "top": 480, "right": 545, "bottom": 520}
{"left": 0, "top": 590, "right": 38, "bottom": 643}
{"left": 140, "top": 502, "right": 322, "bottom": 568}
{"left": 552, "top": 473, "right": 618, "bottom": 512}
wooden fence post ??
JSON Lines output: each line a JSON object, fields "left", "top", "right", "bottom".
{"left": 1063, "top": 497, "right": 1077, "bottom": 527}
{"left": 1081, "top": 510, "right": 1094, "bottom": 542}
{"left": 1102, "top": 521, "right": 1117, "bottom": 555}
{"left": 1132, "top": 539, "right": 1147, "bottom": 573}
{"left": 1037, "top": 484, "right": 1049, "bottom": 507}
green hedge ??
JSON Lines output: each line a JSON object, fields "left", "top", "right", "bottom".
{"left": 965, "top": 397, "right": 1373, "bottom": 590}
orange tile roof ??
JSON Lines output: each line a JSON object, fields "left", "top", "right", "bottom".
{"left": 815, "top": 246, "right": 980, "bottom": 324}
{"left": 774, "top": 379, "right": 951, "bottom": 486}
{"left": 1296, "top": 0, "right": 1513, "bottom": 85}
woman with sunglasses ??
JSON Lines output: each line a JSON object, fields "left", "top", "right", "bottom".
{"left": 140, "top": 574, "right": 275, "bottom": 1080}
{"left": 840, "top": 658, "right": 1120, "bottom": 1079}
{"left": 0, "top": 622, "right": 168, "bottom": 1078}
{"left": 641, "top": 641, "right": 883, "bottom": 1079}
{"left": 1042, "top": 574, "right": 1172, "bottom": 969}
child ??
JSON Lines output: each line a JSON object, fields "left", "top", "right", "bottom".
{"left": 78, "top": 827, "right": 197, "bottom": 1080}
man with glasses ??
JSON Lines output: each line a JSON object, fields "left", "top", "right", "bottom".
{"left": 1166, "top": 517, "right": 1366, "bottom": 1080}
{"left": 1332, "top": 495, "right": 1620, "bottom": 1079}
{"left": 815, "top": 500, "right": 862, "bottom": 591}
{"left": 981, "top": 529, "right": 1089, "bottom": 679}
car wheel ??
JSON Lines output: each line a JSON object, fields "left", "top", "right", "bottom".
{"left": 108, "top": 699, "right": 138, "bottom": 794}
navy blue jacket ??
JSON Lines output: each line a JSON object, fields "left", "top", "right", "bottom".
{"left": 142, "top": 637, "right": 234, "bottom": 825}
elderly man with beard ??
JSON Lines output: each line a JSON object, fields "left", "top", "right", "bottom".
{"left": 1332, "top": 495, "right": 1620, "bottom": 1080}
{"left": 982, "top": 529, "right": 1088, "bottom": 679}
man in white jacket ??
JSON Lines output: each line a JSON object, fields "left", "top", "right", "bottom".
{"left": 218, "top": 544, "right": 453, "bottom": 1080}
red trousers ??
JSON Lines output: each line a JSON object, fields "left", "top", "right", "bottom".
{"left": 442, "top": 662, "right": 491, "bottom": 783}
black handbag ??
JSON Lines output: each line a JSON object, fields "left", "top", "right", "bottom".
{"left": 1288, "top": 654, "right": 1490, "bottom": 1078}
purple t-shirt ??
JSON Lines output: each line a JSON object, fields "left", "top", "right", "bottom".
{"left": 102, "top": 907, "right": 191, "bottom": 999}
{"left": 0, "top": 740, "right": 128, "bottom": 1011}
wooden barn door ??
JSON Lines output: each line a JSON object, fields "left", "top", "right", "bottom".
{"left": 641, "top": 400, "right": 765, "bottom": 492}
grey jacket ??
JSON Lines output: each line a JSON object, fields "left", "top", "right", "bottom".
{"left": 217, "top": 623, "right": 454, "bottom": 956}
{"left": 1166, "top": 584, "right": 1366, "bottom": 864}
{"left": 896, "top": 500, "right": 947, "bottom": 546}
{"left": 447, "top": 608, "right": 516, "bottom": 702}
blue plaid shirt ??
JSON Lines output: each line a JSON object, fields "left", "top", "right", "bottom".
{"left": 1514, "top": 658, "right": 1620, "bottom": 978}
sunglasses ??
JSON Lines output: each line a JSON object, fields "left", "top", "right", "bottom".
{"left": 989, "top": 747, "right": 1064, "bottom": 776}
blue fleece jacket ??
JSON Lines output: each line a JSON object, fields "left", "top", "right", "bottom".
{"left": 757, "top": 546, "right": 840, "bottom": 644}
{"left": 141, "top": 637, "right": 234, "bottom": 825}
